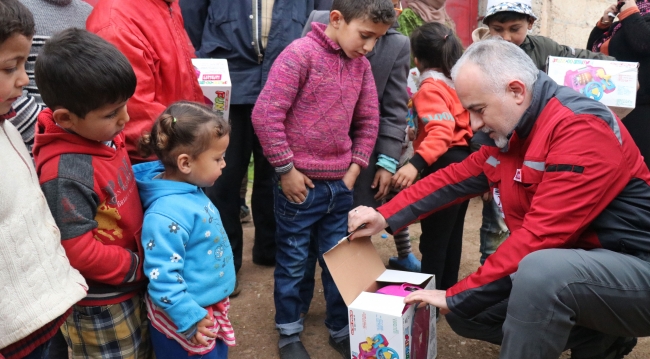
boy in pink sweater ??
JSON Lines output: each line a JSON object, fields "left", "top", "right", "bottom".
{"left": 251, "top": 0, "right": 395, "bottom": 358}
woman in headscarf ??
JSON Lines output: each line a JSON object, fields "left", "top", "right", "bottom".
{"left": 397, "top": 0, "right": 456, "bottom": 36}
{"left": 588, "top": 0, "right": 650, "bottom": 169}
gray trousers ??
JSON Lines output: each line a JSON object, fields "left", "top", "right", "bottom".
{"left": 446, "top": 248, "right": 650, "bottom": 359}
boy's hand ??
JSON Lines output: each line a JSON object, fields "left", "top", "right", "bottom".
{"left": 342, "top": 163, "right": 361, "bottom": 190}
{"left": 392, "top": 163, "right": 418, "bottom": 189}
{"left": 372, "top": 168, "right": 393, "bottom": 200}
{"left": 190, "top": 315, "right": 217, "bottom": 347}
{"left": 280, "top": 168, "right": 314, "bottom": 203}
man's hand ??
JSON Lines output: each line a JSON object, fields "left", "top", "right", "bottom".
{"left": 404, "top": 289, "right": 450, "bottom": 315}
{"left": 342, "top": 163, "right": 362, "bottom": 190}
{"left": 280, "top": 168, "right": 314, "bottom": 203}
{"left": 392, "top": 163, "right": 418, "bottom": 189}
{"left": 190, "top": 315, "right": 217, "bottom": 346}
{"left": 372, "top": 168, "right": 393, "bottom": 200}
{"left": 347, "top": 205, "right": 388, "bottom": 240}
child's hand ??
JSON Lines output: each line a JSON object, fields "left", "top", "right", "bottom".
{"left": 407, "top": 127, "right": 416, "bottom": 141}
{"left": 342, "top": 163, "right": 361, "bottom": 190}
{"left": 190, "top": 315, "right": 217, "bottom": 347}
{"left": 280, "top": 168, "right": 314, "bottom": 203}
{"left": 392, "top": 163, "right": 418, "bottom": 189}
{"left": 372, "top": 168, "right": 393, "bottom": 200}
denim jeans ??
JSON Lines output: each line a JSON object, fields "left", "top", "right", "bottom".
{"left": 479, "top": 197, "right": 509, "bottom": 265}
{"left": 149, "top": 323, "right": 228, "bottom": 359}
{"left": 273, "top": 179, "right": 351, "bottom": 338}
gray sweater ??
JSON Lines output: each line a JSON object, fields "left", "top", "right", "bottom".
{"left": 11, "top": 0, "right": 92, "bottom": 153}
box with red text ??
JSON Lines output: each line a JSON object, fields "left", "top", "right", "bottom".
{"left": 192, "top": 58, "right": 231, "bottom": 120}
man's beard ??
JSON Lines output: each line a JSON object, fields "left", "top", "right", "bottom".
{"left": 482, "top": 127, "right": 509, "bottom": 148}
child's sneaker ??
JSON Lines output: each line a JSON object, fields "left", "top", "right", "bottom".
{"left": 388, "top": 253, "right": 421, "bottom": 272}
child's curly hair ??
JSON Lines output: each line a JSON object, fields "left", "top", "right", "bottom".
{"left": 139, "top": 101, "right": 230, "bottom": 171}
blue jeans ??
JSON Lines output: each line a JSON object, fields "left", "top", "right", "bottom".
{"left": 479, "top": 197, "right": 509, "bottom": 265}
{"left": 23, "top": 341, "right": 50, "bottom": 359}
{"left": 149, "top": 323, "right": 228, "bottom": 359}
{"left": 273, "top": 179, "right": 351, "bottom": 338}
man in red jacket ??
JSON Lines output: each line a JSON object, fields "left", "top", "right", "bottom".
{"left": 86, "top": 0, "right": 204, "bottom": 163}
{"left": 349, "top": 39, "right": 650, "bottom": 359}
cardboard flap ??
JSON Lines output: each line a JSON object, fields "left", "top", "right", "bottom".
{"left": 323, "top": 236, "right": 386, "bottom": 306}
{"left": 377, "top": 269, "right": 433, "bottom": 285}
{"left": 350, "top": 292, "right": 405, "bottom": 316}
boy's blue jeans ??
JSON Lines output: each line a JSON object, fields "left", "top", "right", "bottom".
{"left": 273, "top": 179, "right": 351, "bottom": 340}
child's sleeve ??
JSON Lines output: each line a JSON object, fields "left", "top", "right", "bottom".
{"left": 541, "top": 35, "right": 615, "bottom": 61}
{"left": 41, "top": 177, "right": 142, "bottom": 286}
{"left": 375, "top": 35, "right": 410, "bottom": 163}
{"left": 617, "top": 8, "right": 650, "bottom": 56}
{"left": 350, "top": 64, "right": 380, "bottom": 169}
{"left": 92, "top": 25, "right": 168, "bottom": 161}
{"left": 409, "top": 82, "right": 455, "bottom": 172}
{"left": 251, "top": 44, "right": 308, "bottom": 171}
{"left": 141, "top": 213, "right": 207, "bottom": 333}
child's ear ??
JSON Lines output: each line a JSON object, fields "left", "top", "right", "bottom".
{"left": 414, "top": 57, "right": 420, "bottom": 68}
{"left": 527, "top": 17, "right": 535, "bottom": 30}
{"left": 329, "top": 10, "right": 344, "bottom": 28}
{"left": 52, "top": 108, "right": 77, "bottom": 130}
{"left": 176, "top": 153, "right": 192, "bottom": 175}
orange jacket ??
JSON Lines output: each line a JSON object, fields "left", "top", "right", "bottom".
{"left": 87, "top": 0, "right": 204, "bottom": 162}
{"left": 410, "top": 71, "right": 472, "bottom": 171}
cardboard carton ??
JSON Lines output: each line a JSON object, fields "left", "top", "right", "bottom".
{"left": 324, "top": 237, "right": 437, "bottom": 359}
{"left": 546, "top": 56, "right": 639, "bottom": 119}
{"left": 191, "top": 58, "right": 231, "bottom": 120}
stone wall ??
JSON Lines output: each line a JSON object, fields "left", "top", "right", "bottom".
{"left": 477, "top": 0, "right": 614, "bottom": 49}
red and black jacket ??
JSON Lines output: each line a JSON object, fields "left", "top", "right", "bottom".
{"left": 378, "top": 71, "right": 650, "bottom": 318}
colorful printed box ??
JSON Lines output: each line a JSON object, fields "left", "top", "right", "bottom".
{"left": 324, "top": 237, "right": 437, "bottom": 359}
{"left": 191, "top": 58, "right": 231, "bottom": 120}
{"left": 547, "top": 56, "right": 639, "bottom": 119}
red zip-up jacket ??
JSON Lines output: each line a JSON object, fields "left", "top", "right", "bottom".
{"left": 86, "top": 0, "right": 204, "bottom": 163}
{"left": 33, "top": 109, "right": 146, "bottom": 306}
{"left": 379, "top": 72, "right": 650, "bottom": 318}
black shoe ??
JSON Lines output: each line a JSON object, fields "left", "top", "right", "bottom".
{"left": 605, "top": 337, "right": 637, "bottom": 359}
{"left": 279, "top": 341, "right": 310, "bottom": 359}
{"left": 230, "top": 276, "right": 241, "bottom": 298}
{"left": 252, "top": 255, "right": 276, "bottom": 267}
{"left": 328, "top": 335, "right": 351, "bottom": 359}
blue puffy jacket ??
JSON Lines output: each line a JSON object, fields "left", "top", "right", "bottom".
{"left": 180, "top": 0, "right": 314, "bottom": 105}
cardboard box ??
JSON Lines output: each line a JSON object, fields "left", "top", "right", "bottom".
{"left": 191, "top": 58, "right": 231, "bottom": 120}
{"left": 546, "top": 56, "right": 639, "bottom": 119}
{"left": 324, "top": 237, "right": 437, "bottom": 359}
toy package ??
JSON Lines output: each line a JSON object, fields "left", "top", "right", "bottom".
{"left": 547, "top": 56, "right": 639, "bottom": 119}
{"left": 324, "top": 237, "right": 437, "bottom": 359}
{"left": 191, "top": 59, "right": 231, "bottom": 120}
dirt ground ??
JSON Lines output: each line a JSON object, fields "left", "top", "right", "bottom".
{"left": 229, "top": 197, "right": 650, "bottom": 358}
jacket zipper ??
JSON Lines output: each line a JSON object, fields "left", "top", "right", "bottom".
{"left": 252, "top": 0, "right": 263, "bottom": 64}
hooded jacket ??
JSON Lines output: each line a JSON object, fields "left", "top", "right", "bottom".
{"left": 86, "top": 0, "right": 204, "bottom": 162}
{"left": 32, "top": 109, "right": 145, "bottom": 306}
{"left": 378, "top": 72, "right": 650, "bottom": 318}
{"left": 133, "top": 161, "right": 235, "bottom": 333}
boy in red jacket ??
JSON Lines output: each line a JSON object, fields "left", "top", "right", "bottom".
{"left": 32, "top": 29, "right": 151, "bottom": 358}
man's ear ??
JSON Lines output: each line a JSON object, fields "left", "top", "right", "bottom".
{"left": 329, "top": 10, "right": 344, "bottom": 28}
{"left": 52, "top": 108, "right": 77, "bottom": 129}
{"left": 176, "top": 153, "right": 192, "bottom": 175}
{"left": 507, "top": 79, "right": 527, "bottom": 105}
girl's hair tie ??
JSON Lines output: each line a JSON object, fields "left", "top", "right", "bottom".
{"left": 444, "top": 34, "right": 449, "bottom": 40}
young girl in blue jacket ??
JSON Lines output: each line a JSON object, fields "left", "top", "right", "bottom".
{"left": 133, "top": 101, "right": 235, "bottom": 358}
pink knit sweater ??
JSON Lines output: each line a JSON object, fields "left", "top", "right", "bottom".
{"left": 251, "top": 23, "right": 379, "bottom": 180}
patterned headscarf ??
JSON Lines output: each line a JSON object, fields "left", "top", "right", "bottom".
{"left": 592, "top": 0, "right": 650, "bottom": 53}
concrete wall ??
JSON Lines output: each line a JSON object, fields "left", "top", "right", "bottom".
{"left": 477, "top": 0, "right": 613, "bottom": 49}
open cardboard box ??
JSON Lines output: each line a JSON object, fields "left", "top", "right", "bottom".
{"left": 324, "top": 236, "right": 437, "bottom": 359}
{"left": 546, "top": 56, "right": 639, "bottom": 119}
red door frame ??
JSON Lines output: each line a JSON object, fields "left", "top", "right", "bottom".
{"left": 445, "top": 0, "right": 480, "bottom": 48}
